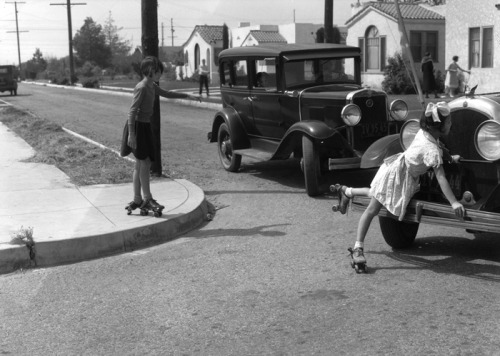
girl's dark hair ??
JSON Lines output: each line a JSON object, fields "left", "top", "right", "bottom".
{"left": 452, "top": 55, "right": 459, "bottom": 61}
{"left": 420, "top": 110, "right": 450, "bottom": 132}
{"left": 140, "top": 56, "right": 164, "bottom": 77}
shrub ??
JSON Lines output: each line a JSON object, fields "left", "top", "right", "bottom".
{"left": 82, "top": 78, "right": 100, "bottom": 88}
{"left": 382, "top": 52, "right": 416, "bottom": 95}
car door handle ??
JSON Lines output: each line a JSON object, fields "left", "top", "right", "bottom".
{"left": 244, "top": 96, "right": 259, "bottom": 102}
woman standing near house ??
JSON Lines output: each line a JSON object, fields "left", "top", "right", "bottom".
{"left": 444, "top": 56, "right": 470, "bottom": 97}
{"left": 421, "top": 52, "right": 438, "bottom": 99}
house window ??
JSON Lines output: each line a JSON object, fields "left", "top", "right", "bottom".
{"left": 470, "top": 27, "right": 493, "bottom": 68}
{"left": 360, "top": 26, "right": 386, "bottom": 72}
{"left": 410, "top": 31, "right": 438, "bottom": 62}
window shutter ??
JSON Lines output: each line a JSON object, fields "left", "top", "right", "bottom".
{"left": 358, "top": 38, "right": 365, "bottom": 72}
{"left": 380, "top": 36, "right": 386, "bottom": 71}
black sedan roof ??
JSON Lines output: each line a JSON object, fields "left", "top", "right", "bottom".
{"left": 219, "top": 43, "right": 361, "bottom": 61}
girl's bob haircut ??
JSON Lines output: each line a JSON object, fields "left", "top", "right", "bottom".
{"left": 140, "top": 56, "right": 164, "bottom": 77}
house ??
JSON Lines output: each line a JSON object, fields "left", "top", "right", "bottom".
{"left": 445, "top": 0, "right": 498, "bottom": 93}
{"left": 345, "top": 1, "right": 445, "bottom": 89}
{"left": 240, "top": 30, "right": 287, "bottom": 47}
{"left": 181, "top": 25, "right": 224, "bottom": 85}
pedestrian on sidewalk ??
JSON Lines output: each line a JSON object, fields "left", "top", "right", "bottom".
{"left": 421, "top": 52, "right": 438, "bottom": 99}
{"left": 444, "top": 56, "right": 470, "bottom": 97}
{"left": 198, "top": 59, "right": 210, "bottom": 96}
{"left": 121, "top": 56, "right": 200, "bottom": 214}
{"left": 333, "top": 102, "right": 465, "bottom": 267}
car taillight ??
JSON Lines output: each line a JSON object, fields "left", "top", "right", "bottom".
{"left": 341, "top": 104, "right": 361, "bottom": 126}
{"left": 389, "top": 99, "right": 408, "bottom": 121}
{"left": 475, "top": 121, "right": 500, "bottom": 161}
{"left": 400, "top": 119, "right": 420, "bottom": 150}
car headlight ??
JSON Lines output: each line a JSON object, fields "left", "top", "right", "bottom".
{"left": 341, "top": 104, "right": 361, "bottom": 126}
{"left": 475, "top": 121, "right": 500, "bottom": 161}
{"left": 389, "top": 99, "right": 408, "bottom": 121}
{"left": 400, "top": 119, "right": 420, "bottom": 150}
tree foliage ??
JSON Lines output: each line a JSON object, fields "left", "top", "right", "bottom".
{"left": 25, "top": 48, "right": 47, "bottom": 79}
{"left": 73, "top": 17, "right": 112, "bottom": 68}
{"left": 381, "top": 52, "right": 416, "bottom": 94}
{"left": 103, "top": 11, "right": 132, "bottom": 74}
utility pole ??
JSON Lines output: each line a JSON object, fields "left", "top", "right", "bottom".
{"left": 6, "top": 1, "right": 27, "bottom": 72}
{"left": 324, "top": 0, "right": 333, "bottom": 43}
{"left": 161, "top": 22, "right": 164, "bottom": 47}
{"left": 50, "top": 0, "right": 86, "bottom": 85}
{"left": 170, "top": 18, "right": 176, "bottom": 47}
{"left": 141, "top": 0, "right": 162, "bottom": 176}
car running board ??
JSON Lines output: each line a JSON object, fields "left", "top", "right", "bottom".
{"left": 233, "top": 148, "right": 274, "bottom": 161}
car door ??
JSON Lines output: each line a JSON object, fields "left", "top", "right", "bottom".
{"left": 220, "top": 59, "right": 257, "bottom": 135}
{"left": 249, "top": 58, "right": 287, "bottom": 139}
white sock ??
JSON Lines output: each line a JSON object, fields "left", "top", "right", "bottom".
{"left": 346, "top": 187, "right": 353, "bottom": 198}
{"left": 354, "top": 241, "right": 364, "bottom": 249}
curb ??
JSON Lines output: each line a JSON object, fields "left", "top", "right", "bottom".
{"left": 0, "top": 180, "right": 209, "bottom": 274}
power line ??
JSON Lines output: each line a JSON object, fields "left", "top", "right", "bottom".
{"left": 50, "top": 0, "right": 86, "bottom": 85}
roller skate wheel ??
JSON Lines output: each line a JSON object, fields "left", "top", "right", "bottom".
{"left": 350, "top": 261, "right": 355, "bottom": 269}
{"left": 140, "top": 209, "right": 148, "bottom": 216}
{"left": 332, "top": 205, "right": 339, "bottom": 212}
{"left": 354, "top": 264, "right": 361, "bottom": 273}
{"left": 127, "top": 210, "right": 132, "bottom": 215}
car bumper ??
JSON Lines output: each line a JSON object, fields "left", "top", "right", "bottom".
{"left": 352, "top": 196, "right": 500, "bottom": 234}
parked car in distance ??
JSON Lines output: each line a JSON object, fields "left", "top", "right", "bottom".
{"left": 0, "top": 65, "right": 18, "bottom": 96}
{"left": 353, "top": 89, "right": 500, "bottom": 248}
{"left": 207, "top": 44, "right": 409, "bottom": 196}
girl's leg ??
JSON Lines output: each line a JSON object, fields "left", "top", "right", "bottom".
{"left": 355, "top": 197, "right": 382, "bottom": 245}
{"left": 133, "top": 159, "right": 142, "bottom": 203}
{"left": 138, "top": 158, "right": 153, "bottom": 201}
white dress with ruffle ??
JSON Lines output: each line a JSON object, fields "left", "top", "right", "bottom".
{"left": 369, "top": 129, "right": 443, "bottom": 220}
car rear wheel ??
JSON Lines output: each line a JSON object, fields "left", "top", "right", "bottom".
{"left": 217, "top": 122, "right": 241, "bottom": 172}
{"left": 379, "top": 216, "right": 419, "bottom": 249}
{"left": 302, "top": 135, "right": 321, "bottom": 196}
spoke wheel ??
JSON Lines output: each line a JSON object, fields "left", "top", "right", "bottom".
{"left": 217, "top": 123, "right": 241, "bottom": 172}
{"left": 302, "top": 135, "right": 321, "bottom": 196}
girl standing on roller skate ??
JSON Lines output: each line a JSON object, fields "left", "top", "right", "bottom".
{"left": 334, "top": 102, "right": 465, "bottom": 268}
{"left": 121, "top": 56, "right": 200, "bottom": 216}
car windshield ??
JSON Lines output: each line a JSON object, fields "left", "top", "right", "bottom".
{"left": 284, "top": 57, "right": 356, "bottom": 89}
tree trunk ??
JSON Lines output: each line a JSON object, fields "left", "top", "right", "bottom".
{"left": 141, "top": 0, "right": 162, "bottom": 176}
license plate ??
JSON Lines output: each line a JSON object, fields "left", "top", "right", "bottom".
{"left": 361, "top": 122, "right": 388, "bottom": 138}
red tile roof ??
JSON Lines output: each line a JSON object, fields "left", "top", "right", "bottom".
{"left": 346, "top": 2, "right": 444, "bottom": 25}
{"left": 248, "top": 30, "right": 287, "bottom": 43}
{"left": 194, "top": 25, "right": 224, "bottom": 43}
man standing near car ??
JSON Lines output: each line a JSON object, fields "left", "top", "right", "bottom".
{"left": 198, "top": 59, "right": 209, "bottom": 96}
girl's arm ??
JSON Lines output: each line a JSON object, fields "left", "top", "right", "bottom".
{"left": 433, "top": 165, "right": 465, "bottom": 219}
{"left": 457, "top": 64, "right": 471, "bottom": 74}
{"left": 154, "top": 83, "right": 201, "bottom": 101}
{"left": 127, "top": 86, "right": 146, "bottom": 149}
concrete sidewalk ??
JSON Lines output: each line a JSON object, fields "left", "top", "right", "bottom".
{"left": 0, "top": 122, "right": 209, "bottom": 274}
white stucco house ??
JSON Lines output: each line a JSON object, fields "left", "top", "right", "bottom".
{"left": 181, "top": 25, "right": 224, "bottom": 85}
{"left": 445, "top": 0, "right": 499, "bottom": 93}
{"left": 345, "top": 1, "right": 445, "bottom": 89}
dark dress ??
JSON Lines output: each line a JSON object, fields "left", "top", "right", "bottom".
{"left": 421, "top": 60, "right": 436, "bottom": 93}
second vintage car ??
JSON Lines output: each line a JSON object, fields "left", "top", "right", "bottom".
{"left": 351, "top": 89, "right": 500, "bottom": 248}
{"left": 207, "top": 44, "right": 409, "bottom": 196}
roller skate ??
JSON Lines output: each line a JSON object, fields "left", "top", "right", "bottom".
{"left": 125, "top": 200, "right": 143, "bottom": 215}
{"left": 330, "top": 184, "right": 351, "bottom": 214}
{"left": 348, "top": 247, "right": 367, "bottom": 273}
{"left": 140, "top": 198, "right": 164, "bottom": 217}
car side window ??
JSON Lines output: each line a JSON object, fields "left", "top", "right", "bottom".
{"left": 233, "top": 60, "right": 249, "bottom": 88}
{"left": 253, "top": 58, "right": 277, "bottom": 91}
{"left": 220, "top": 61, "right": 232, "bottom": 87}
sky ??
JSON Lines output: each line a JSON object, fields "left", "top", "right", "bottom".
{"left": 0, "top": 0, "right": 353, "bottom": 66}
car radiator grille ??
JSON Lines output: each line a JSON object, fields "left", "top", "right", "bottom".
{"left": 352, "top": 95, "right": 390, "bottom": 151}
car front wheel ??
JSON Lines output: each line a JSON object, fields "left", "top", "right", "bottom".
{"left": 217, "top": 122, "right": 241, "bottom": 172}
{"left": 302, "top": 135, "right": 321, "bottom": 196}
{"left": 379, "top": 216, "right": 419, "bottom": 249}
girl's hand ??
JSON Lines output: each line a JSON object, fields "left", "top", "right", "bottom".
{"left": 128, "top": 133, "right": 137, "bottom": 150}
{"left": 451, "top": 155, "right": 461, "bottom": 164}
{"left": 451, "top": 201, "right": 465, "bottom": 219}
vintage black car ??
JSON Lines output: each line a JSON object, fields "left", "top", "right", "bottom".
{"left": 353, "top": 91, "right": 500, "bottom": 248}
{"left": 0, "top": 65, "right": 18, "bottom": 96}
{"left": 207, "top": 44, "right": 409, "bottom": 196}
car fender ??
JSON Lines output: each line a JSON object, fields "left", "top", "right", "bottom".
{"left": 209, "top": 107, "right": 250, "bottom": 150}
{"left": 272, "top": 120, "right": 349, "bottom": 160}
{"left": 360, "top": 134, "right": 404, "bottom": 169}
